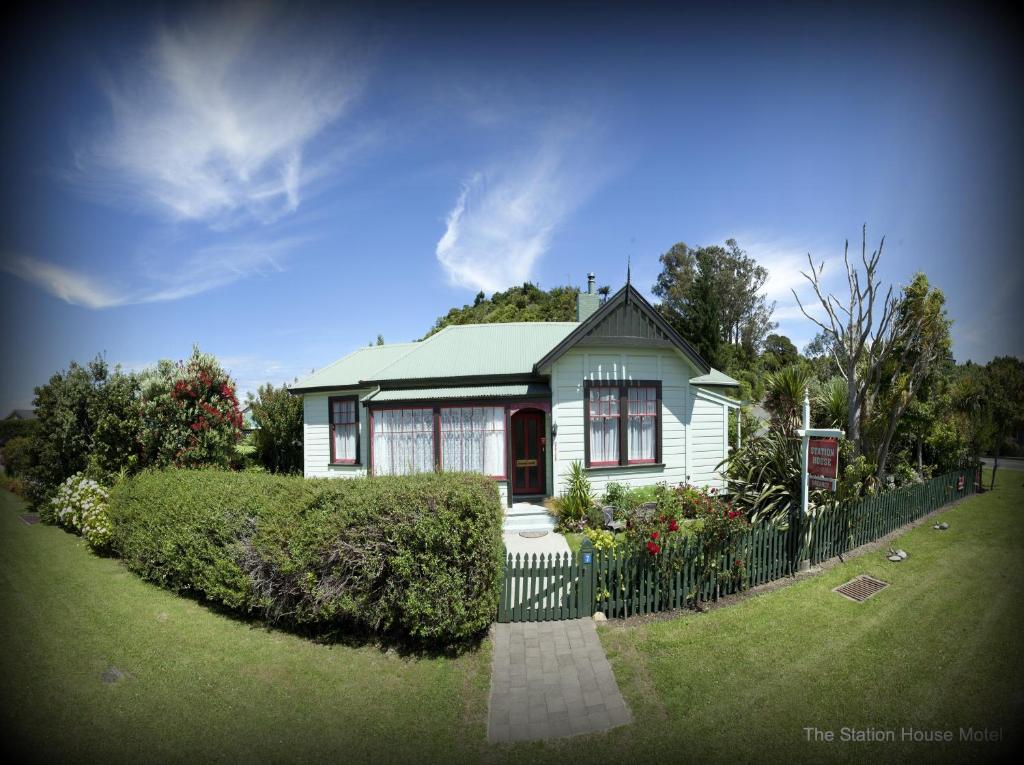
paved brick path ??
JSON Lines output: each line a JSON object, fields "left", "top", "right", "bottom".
{"left": 487, "top": 619, "right": 631, "bottom": 743}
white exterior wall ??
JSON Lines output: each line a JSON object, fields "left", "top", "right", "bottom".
{"left": 550, "top": 347, "right": 728, "bottom": 495}
{"left": 304, "top": 391, "right": 513, "bottom": 503}
{"left": 303, "top": 391, "right": 371, "bottom": 478}
{"left": 689, "top": 393, "right": 728, "bottom": 489}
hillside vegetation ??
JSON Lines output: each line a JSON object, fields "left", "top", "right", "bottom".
{"left": 424, "top": 283, "right": 580, "bottom": 338}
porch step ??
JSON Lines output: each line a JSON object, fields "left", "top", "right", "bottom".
{"left": 502, "top": 503, "right": 557, "bottom": 533}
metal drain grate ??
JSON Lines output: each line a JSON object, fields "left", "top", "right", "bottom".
{"left": 833, "top": 575, "right": 889, "bottom": 602}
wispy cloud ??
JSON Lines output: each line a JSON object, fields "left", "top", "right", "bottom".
{"left": 3, "top": 237, "right": 304, "bottom": 308}
{"left": 436, "top": 126, "right": 607, "bottom": 292}
{"left": 740, "top": 235, "right": 843, "bottom": 347}
{"left": 3, "top": 256, "right": 126, "bottom": 309}
{"left": 74, "top": 1, "right": 366, "bottom": 227}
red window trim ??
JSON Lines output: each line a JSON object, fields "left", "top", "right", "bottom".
{"left": 367, "top": 399, "right": 537, "bottom": 481}
{"left": 328, "top": 395, "right": 360, "bottom": 465}
{"left": 582, "top": 380, "right": 662, "bottom": 469}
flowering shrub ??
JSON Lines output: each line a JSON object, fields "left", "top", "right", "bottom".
{"left": 139, "top": 349, "right": 242, "bottom": 469}
{"left": 625, "top": 482, "right": 751, "bottom": 603}
{"left": 583, "top": 527, "right": 617, "bottom": 552}
{"left": 47, "top": 473, "right": 112, "bottom": 551}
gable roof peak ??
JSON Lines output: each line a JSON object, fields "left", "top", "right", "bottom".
{"left": 533, "top": 282, "right": 711, "bottom": 374}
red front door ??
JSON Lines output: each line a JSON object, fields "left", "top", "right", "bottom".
{"left": 511, "top": 410, "right": 545, "bottom": 495}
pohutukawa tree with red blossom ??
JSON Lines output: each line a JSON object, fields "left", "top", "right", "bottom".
{"left": 138, "top": 347, "right": 243, "bottom": 468}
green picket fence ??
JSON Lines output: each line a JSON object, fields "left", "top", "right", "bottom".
{"left": 498, "top": 464, "right": 981, "bottom": 623}
{"left": 496, "top": 551, "right": 592, "bottom": 623}
{"left": 810, "top": 464, "right": 979, "bottom": 565}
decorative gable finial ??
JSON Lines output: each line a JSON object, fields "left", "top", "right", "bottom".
{"left": 626, "top": 256, "right": 631, "bottom": 286}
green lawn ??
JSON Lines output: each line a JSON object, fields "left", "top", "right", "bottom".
{"left": 0, "top": 489, "right": 491, "bottom": 764}
{"left": 2, "top": 474, "right": 1021, "bottom": 763}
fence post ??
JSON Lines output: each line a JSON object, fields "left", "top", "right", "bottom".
{"left": 578, "top": 539, "right": 596, "bottom": 618}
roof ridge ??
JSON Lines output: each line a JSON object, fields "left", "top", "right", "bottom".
{"left": 440, "top": 321, "right": 579, "bottom": 327}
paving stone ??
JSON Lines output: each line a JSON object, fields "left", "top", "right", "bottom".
{"left": 487, "top": 618, "right": 632, "bottom": 743}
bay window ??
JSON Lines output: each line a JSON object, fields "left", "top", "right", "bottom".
{"left": 329, "top": 396, "right": 359, "bottom": 464}
{"left": 371, "top": 404, "right": 508, "bottom": 478}
{"left": 584, "top": 381, "right": 662, "bottom": 468}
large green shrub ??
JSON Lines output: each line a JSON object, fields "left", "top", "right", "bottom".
{"left": 2, "top": 435, "right": 33, "bottom": 478}
{"left": 109, "top": 469, "right": 503, "bottom": 644}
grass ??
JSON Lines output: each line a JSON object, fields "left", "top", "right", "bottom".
{"left": 594, "top": 469, "right": 1024, "bottom": 763}
{"left": 0, "top": 489, "right": 491, "bottom": 765}
{"left": 2, "top": 471, "right": 1021, "bottom": 763}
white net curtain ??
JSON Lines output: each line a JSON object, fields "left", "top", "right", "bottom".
{"left": 627, "top": 387, "right": 657, "bottom": 461}
{"left": 372, "top": 408, "right": 434, "bottom": 476}
{"left": 441, "top": 406, "right": 505, "bottom": 476}
{"left": 588, "top": 387, "right": 619, "bottom": 463}
{"left": 331, "top": 399, "right": 357, "bottom": 462}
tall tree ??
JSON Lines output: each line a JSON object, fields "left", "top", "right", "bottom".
{"left": 793, "top": 226, "right": 904, "bottom": 456}
{"left": 653, "top": 239, "right": 776, "bottom": 362}
{"left": 763, "top": 333, "right": 799, "bottom": 370}
{"left": 984, "top": 356, "right": 1024, "bottom": 489}
{"left": 870, "top": 274, "right": 952, "bottom": 479}
{"left": 688, "top": 252, "right": 722, "bottom": 366}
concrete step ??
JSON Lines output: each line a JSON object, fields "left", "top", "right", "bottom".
{"left": 502, "top": 511, "right": 557, "bottom": 533}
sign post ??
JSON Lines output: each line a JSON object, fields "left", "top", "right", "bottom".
{"left": 796, "top": 389, "right": 844, "bottom": 571}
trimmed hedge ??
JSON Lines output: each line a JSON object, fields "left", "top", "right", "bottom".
{"left": 108, "top": 469, "right": 504, "bottom": 644}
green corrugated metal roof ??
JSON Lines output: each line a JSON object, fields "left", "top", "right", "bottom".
{"left": 290, "top": 343, "right": 418, "bottom": 392}
{"left": 369, "top": 323, "right": 578, "bottom": 381}
{"left": 689, "top": 368, "right": 741, "bottom": 387}
{"left": 367, "top": 383, "right": 551, "bottom": 403}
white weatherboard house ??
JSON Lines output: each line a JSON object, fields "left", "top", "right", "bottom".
{"left": 291, "top": 277, "right": 741, "bottom": 531}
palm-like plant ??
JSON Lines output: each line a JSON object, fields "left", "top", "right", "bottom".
{"left": 816, "top": 377, "right": 848, "bottom": 428}
{"left": 763, "top": 364, "right": 816, "bottom": 434}
{"left": 719, "top": 426, "right": 802, "bottom": 526}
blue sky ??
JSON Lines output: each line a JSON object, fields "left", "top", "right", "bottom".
{"left": 1, "top": 1, "right": 1021, "bottom": 412}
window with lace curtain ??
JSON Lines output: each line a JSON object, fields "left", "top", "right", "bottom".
{"left": 584, "top": 381, "right": 661, "bottom": 468}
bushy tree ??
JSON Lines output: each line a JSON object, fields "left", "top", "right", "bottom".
{"left": 983, "top": 356, "right": 1024, "bottom": 488}
{"left": 763, "top": 334, "right": 799, "bottom": 370}
{"left": 868, "top": 273, "right": 952, "bottom": 479}
{"left": 87, "top": 369, "right": 143, "bottom": 481}
{"left": 653, "top": 239, "right": 777, "bottom": 361}
{"left": 425, "top": 282, "right": 579, "bottom": 337}
{"left": 138, "top": 348, "right": 242, "bottom": 469}
{"left": 249, "top": 383, "right": 304, "bottom": 474}
{"left": 23, "top": 357, "right": 109, "bottom": 507}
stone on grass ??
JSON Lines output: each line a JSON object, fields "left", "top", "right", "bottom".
{"left": 895, "top": 549, "right": 908, "bottom": 559}
{"left": 887, "top": 554, "right": 903, "bottom": 562}
{"left": 593, "top": 612, "right": 607, "bottom": 622}
{"left": 939, "top": 522, "right": 949, "bottom": 530}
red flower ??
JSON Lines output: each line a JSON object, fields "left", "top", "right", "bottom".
{"left": 646, "top": 541, "right": 661, "bottom": 555}
{"left": 650, "top": 531, "right": 659, "bottom": 540}
{"left": 668, "top": 519, "right": 679, "bottom": 532}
